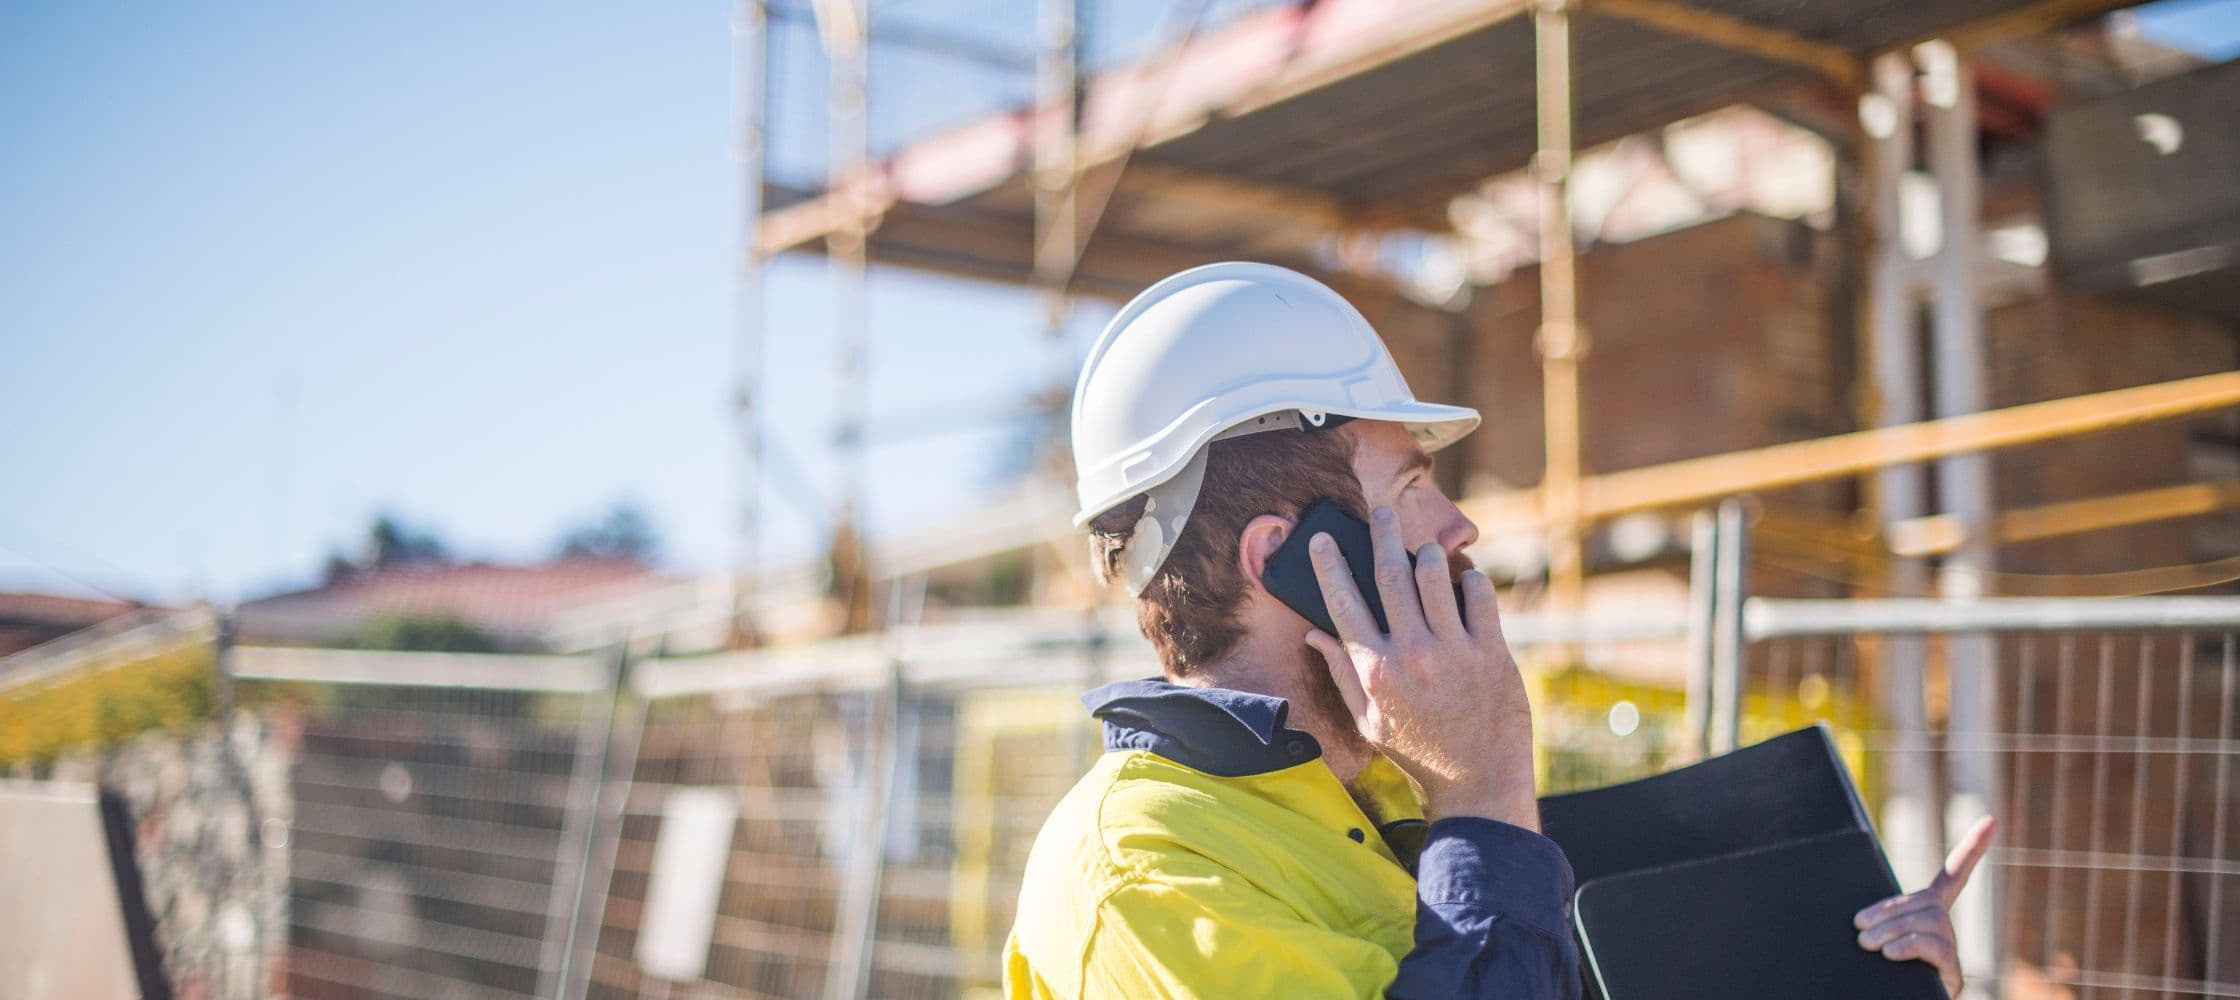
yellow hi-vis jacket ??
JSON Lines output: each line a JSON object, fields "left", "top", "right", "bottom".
{"left": 1003, "top": 680, "right": 1580, "bottom": 999}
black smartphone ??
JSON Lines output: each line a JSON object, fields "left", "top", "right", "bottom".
{"left": 1262, "top": 498, "right": 1391, "bottom": 636}
{"left": 1264, "top": 498, "right": 1471, "bottom": 637}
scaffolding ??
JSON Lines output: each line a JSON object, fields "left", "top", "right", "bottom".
{"left": 727, "top": 0, "right": 2237, "bottom": 638}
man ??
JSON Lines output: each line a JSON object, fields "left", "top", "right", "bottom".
{"left": 1003, "top": 262, "right": 1990, "bottom": 998}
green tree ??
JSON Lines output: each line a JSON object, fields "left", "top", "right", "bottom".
{"left": 367, "top": 514, "right": 449, "bottom": 567}
{"left": 557, "top": 501, "right": 660, "bottom": 564}
{"left": 323, "top": 512, "right": 452, "bottom": 583}
{"left": 351, "top": 614, "right": 503, "bottom": 653}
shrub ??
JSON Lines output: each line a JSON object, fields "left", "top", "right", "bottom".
{"left": 0, "top": 643, "right": 218, "bottom": 769}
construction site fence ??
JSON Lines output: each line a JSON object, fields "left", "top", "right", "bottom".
{"left": 6, "top": 593, "right": 2235, "bottom": 999}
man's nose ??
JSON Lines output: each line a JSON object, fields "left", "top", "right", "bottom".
{"left": 1439, "top": 498, "right": 1479, "bottom": 554}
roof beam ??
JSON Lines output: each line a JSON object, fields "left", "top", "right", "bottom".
{"left": 1113, "top": 163, "right": 1357, "bottom": 233}
{"left": 1887, "top": 480, "right": 2240, "bottom": 558}
{"left": 759, "top": 175, "right": 894, "bottom": 257}
{"left": 765, "top": 195, "right": 1324, "bottom": 298}
{"left": 1583, "top": 0, "right": 1863, "bottom": 90}
{"left": 770, "top": 2, "right": 1036, "bottom": 70}
{"left": 1883, "top": 0, "right": 2147, "bottom": 55}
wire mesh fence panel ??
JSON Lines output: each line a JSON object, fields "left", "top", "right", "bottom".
{"left": 865, "top": 684, "right": 1097, "bottom": 1000}
{"left": 589, "top": 690, "right": 856, "bottom": 1000}
{"left": 587, "top": 675, "right": 1099, "bottom": 1000}
{"left": 1507, "top": 626, "right": 1699, "bottom": 795}
{"left": 1748, "top": 624, "right": 2240, "bottom": 1000}
{"left": 232, "top": 652, "right": 610, "bottom": 1000}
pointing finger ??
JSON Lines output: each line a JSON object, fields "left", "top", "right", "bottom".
{"left": 1934, "top": 815, "right": 1998, "bottom": 908}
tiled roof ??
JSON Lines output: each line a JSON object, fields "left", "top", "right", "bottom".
{"left": 0, "top": 591, "right": 162, "bottom": 659}
{"left": 0, "top": 591, "right": 147, "bottom": 628}
{"left": 235, "top": 559, "right": 681, "bottom": 647}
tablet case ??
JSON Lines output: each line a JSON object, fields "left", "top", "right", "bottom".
{"left": 1574, "top": 830, "right": 1946, "bottom": 1000}
{"left": 1538, "top": 725, "right": 1946, "bottom": 1000}
{"left": 1541, "top": 726, "right": 1874, "bottom": 886}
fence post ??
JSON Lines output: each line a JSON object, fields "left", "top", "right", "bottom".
{"left": 1683, "top": 510, "right": 1718, "bottom": 761}
{"left": 1073, "top": 606, "right": 1107, "bottom": 779}
{"left": 1709, "top": 499, "right": 1749, "bottom": 753}
{"left": 212, "top": 609, "right": 237, "bottom": 719}
{"left": 561, "top": 642, "right": 650, "bottom": 1000}
{"left": 541, "top": 638, "right": 632, "bottom": 1000}
{"left": 825, "top": 660, "right": 904, "bottom": 1000}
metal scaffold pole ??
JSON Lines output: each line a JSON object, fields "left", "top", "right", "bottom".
{"left": 1032, "top": 0, "right": 1082, "bottom": 310}
{"left": 1921, "top": 37, "right": 2002, "bottom": 995}
{"left": 731, "top": 0, "right": 770, "bottom": 647}
{"left": 1034, "top": 0, "right": 1099, "bottom": 778}
{"left": 1033, "top": 0, "right": 1083, "bottom": 606}
{"left": 1533, "top": 0, "right": 1589, "bottom": 619}
{"left": 816, "top": 0, "right": 874, "bottom": 634}
{"left": 1861, "top": 48, "right": 1943, "bottom": 894}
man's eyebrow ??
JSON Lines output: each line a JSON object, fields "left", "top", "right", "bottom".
{"left": 1397, "top": 450, "right": 1434, "bottom": 478}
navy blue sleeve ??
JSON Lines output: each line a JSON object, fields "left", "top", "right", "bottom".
{"left": 1386, "top": 817, "right": 1583, "bottom": 1000}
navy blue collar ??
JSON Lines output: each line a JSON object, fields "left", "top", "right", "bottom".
{"left": 1083, "top": 678, "right": 1325, "bottom": 777}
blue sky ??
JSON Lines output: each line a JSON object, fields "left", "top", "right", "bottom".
{"left": 0, "top": 1, "right": 1130, "bottom": 604}
{"left": 2, "top": 0, "right": 2235, "bottom": 606}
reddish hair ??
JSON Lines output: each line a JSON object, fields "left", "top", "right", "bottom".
{"left": 1088, "top": 427, "right": 1364, "bottom": 677}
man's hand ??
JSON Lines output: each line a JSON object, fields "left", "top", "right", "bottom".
{"left": 1855, "top": 815, "right": 1997, "bottom": 996}
{"left": 1301, "top": 506, "right": 1539, "bottom": 830}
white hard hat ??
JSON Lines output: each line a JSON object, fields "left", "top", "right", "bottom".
{"left": 1071, "top": 261, "right": 1480, "bottom": 594}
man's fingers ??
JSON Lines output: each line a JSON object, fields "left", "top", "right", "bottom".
{"left": 1854, "top": 889, "right": 1940, "bottom": 929}
{"left": 1304, "top": 629, "right": 1370, "bottom": 721}
{"left": 1459, "top": 570, "right": 1501, "bottom": 639}
{"left": 1414, "top": 542, "right": 1462, "bottom": 635}
{"left": 1933, "top": 815, "right": 1998, "bottom": 908}
{"left": 1308, "top": 531, "right": 1381, "bottom": 645}
{"left": 1856, "top": 907, "right": 1953, "bottom": 951}
{"left": 1367, "top": 507, "right": 1425, "bottom": 636}
{"left": 1877, "top": 930, "right": 1957, "bottom": 972}
{"left": 1873, "top": 928, "right": 1962, "bottom": 994}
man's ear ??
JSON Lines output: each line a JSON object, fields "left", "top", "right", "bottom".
{"left": 1236, "top": 514, "right": 1294, "bottom": 592}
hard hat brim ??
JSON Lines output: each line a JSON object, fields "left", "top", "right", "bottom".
{"left": 1071, "top": 400, "right": 1480, "bottom": 528}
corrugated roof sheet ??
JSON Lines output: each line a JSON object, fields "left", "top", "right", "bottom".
{"left": 761, "top": 0, "right": 2132, "bottom": 296}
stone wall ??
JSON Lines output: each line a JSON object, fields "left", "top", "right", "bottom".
{"left": 45, "top": 711, "right": 294, "bottom": 1000}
